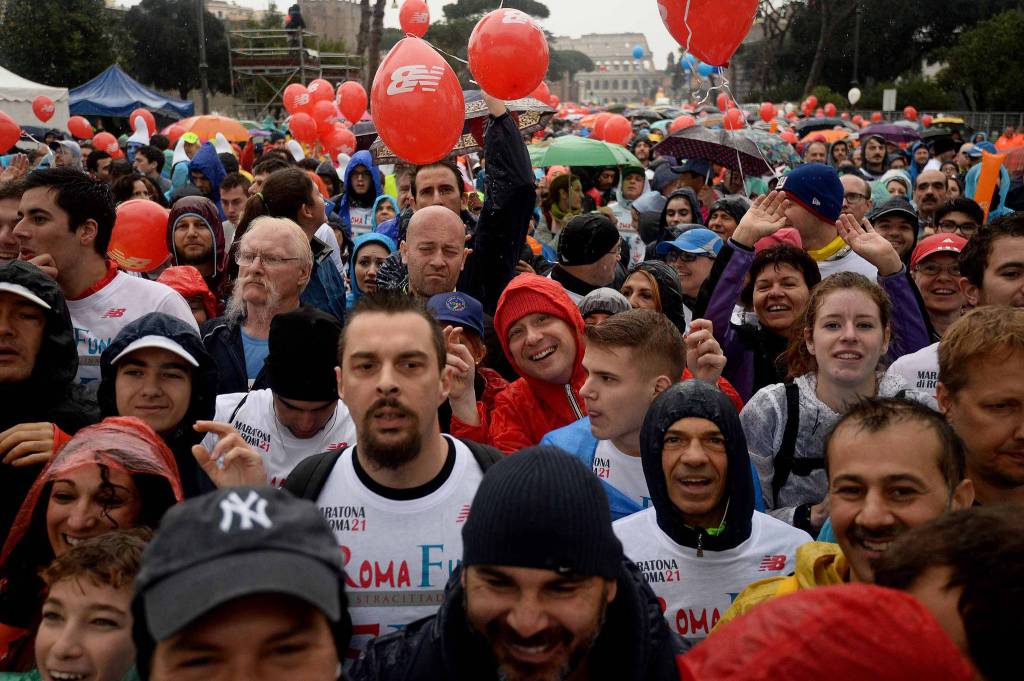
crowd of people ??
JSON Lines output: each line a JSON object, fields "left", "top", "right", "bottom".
{"left": 0, "top": 84, "right": 1021, "bottom": 681}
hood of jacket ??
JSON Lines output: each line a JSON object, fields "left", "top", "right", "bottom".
{"left": 658, "top": 187, "right": 703, "bottom": 239}
{"left": 628, "top": 260, "right": 688, "bottom": 334}
{"left": 347, "top": 232, "right": 396, "bottom": 303}
{"left": 187, "top": 142, "right": 227, "bottom": 214}
{"left": 908, "top": 141, "right": 929, "bottom": 185}
{"left": 370, "top": 194, "right": 399, "bottom": 230}
{"left": 965, "top": 163, "right": 1013, "bottom": 220}
{"left": 336, "top": 150, "right": 383, "bottom": 222}
{"left": 494, "top": 274, "right": 587, "bottom": 411}
{"left": 879, "top": 169, "right": 913, "bottom": 197}
{"left": 613, "top": 166, "right": 652, "bottom": 211}
{"left": 165, "top": 196, "right": 228, "bottom": 290}
{"left": 97, "top": 312, "right": 218, "bottom": 453}
{"left": 0, "top": 261, "right": 80, "bottom": 421}
{"left": 827, "top": 139, "right": 849, "bottom": 167}
{"left": 156, "top": 265, "right": 218, "bottom": 321}
{"left": 641, "top": 381, "right": 755, "bottom": 551}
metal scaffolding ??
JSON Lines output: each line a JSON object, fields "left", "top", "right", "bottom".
{"left": 228, "top": 28, "right": 362, "bottom": 120}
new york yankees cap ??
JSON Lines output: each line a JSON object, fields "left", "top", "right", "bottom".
{"left": 132, "top": 486, "right": 345, "bottom": 643}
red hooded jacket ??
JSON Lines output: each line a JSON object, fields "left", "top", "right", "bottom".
{"left": 452, "top": 274, "right": 587, "bottom": 452}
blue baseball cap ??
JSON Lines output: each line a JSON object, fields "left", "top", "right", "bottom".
{"left": 426, "top": 292, "right": 485, "bottom": 338}
{"left": 655, "top": 228, "right": 723, "bottom": 258}
{"left": 966, "top": 141, "right": 997, "bottom": 158}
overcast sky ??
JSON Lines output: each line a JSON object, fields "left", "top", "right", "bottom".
{"left": 115, "top": 0, "right": 681, "bottom": 66}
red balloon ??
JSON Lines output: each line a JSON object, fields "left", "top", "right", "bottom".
{"left": 129, "top": 108, "right": 156, "bottom": 135}
{"left": 815, "top": 108, "right": 824, "bottom": 118}
{"left": 592, "top": 112, "right": 613, "bottom": 140}
{"left": 108, "top": 200, "right": 171, "bottom": 272}
{"left": 311, "top": 100, "right": 338, "bottom": 126}
{"left": 921, "top": 114, "right": 933, "bottom": 128}
{"left": 67, "top": 115, "right": 94, "bottom": 140}
{"left": 549, "top": 95, "right": 560, "bottom": 108}
{"left": 308, "top": 79, "right": 335, "bottom": 104}
{"left": 283, "top": 83, "right": 312, "bottom": 115}
{"left": 780, "top": 130, "right": 798, "bottom": 144}
{"left": 92, "top": 132, "right": 119, "bottom": 155}
{"left": 165, "top": 123, "right": 185, "bottom": 145}
{"left": 468, "top": 8, "right": 549, "bottom": 100}
{"left": 530, "top": 81, "right": 551, "bottom": 105}
{"left": 903, "top": 105, "right": 918, "bottom": 121}
{"left": 806, "top": 95, "right": 819, "bottom": 109}
{"left": 371, "top": 37, "right": 464, "bottom": 164}
{"left": 325, "top": 127, "right": 357, "bottom": 156}
{"left": 852, "top": 114, "right": 864, "bottom": 126}
{"left": 658, "top": 0, "right": 757, "bottom": 66}
{"left": 871, "top": 111, "right": 883, "bottom": 123}
{"left": 288, "top": 113, "right": 317, "bottom": 143}
{"left": 0, "top": 112, "right": 20, "bottom": 150}
{"left": 824, "top": 102, "right": 837, "bottom": 117}
{"left": 759, "top": 102, "right": 776, "bottom": 123}
{"left": 669, "top": 115, "right": 696, "bottom": 133}
{"left": 603, "top": 114, "right": 632, "bottom": 145}
{"left": 723, "top": 108, "right": 745, "bottom": 130}
{"left": 840, "top": 112, "right": 850, "bottom": 121}
{"left": 32, "top": 96, "right": 55, "bottom": 123}
{"left": 338, "top": 81, "right": 368, "bottom": 124}
{"left": 716, "top": 92, "right": 730, "bottom": 112}
{"left": 399, "top": 0, "right": 430, "bottom": 38}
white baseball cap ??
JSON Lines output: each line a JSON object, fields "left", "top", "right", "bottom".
{"left": 0, "top": 282, "right": 51, "bottom": 310}
{"left": 112, "top": 335, "right": 199, "bottom": 367}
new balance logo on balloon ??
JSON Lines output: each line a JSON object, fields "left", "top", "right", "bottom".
{"left": 501, "top": 9, "right": 531, "bottom": 24}
{"left": 386, "top": 65, "right": 446, "bottom": 96}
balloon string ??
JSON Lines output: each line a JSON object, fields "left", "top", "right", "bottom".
{"left": 715, "top": 71, "right": 777, "bottom": 178}
{"left": 413, "top": 33, "right": 470, "bottom": 65}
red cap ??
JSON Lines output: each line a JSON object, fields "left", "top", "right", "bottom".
{"left": 755, "top": 227, "right": 803, "bottom": 253}
{"left": 911, "top": 233, "right": 968, "bottom": 269}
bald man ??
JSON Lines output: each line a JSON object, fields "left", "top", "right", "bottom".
{"left": 400, "top": 205, "right": 471, "bottom": 299}
{"left": 914, "top": 170, "right": 949, "bottom": 228}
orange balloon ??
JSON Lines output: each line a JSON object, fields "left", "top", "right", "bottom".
{"left": 669, "top": 115, "right": 696, "bottom": 133}
{"left": 338, "top": 81, "right": 368, "bottom": 124}
{"left": 67, "top": 116, "right": 94, "bottom": 140}
{"left": 307, "top": 79, "right": 335, "bottom": 104}
{"left": 399, "top": 0, "right": 430, "bottom": 37}
{"left": 370, "top": 37, "right": 464, "bottom": 164}
{"left": 32, "top": 96, "right": 55, "bottom": 123}
{"left": 108, "top": 200, "right": 171, "bottom": 272}
{"left": 130, "top": 108, "right": 156, "bottom": 135}
{"left": 974, "top": 151, "right": 1008, "bottom": 222}
{"left": 592, "top": 112, "right": 613, "bottom": 140}
{"left": 468, "top": 8, "right": 549, "bottom": 100}
{"left": 603, "top": 114, "right": 632, "bottom": 145}
{"left": 93, "top": 132, "right": 119, "bottom": 155}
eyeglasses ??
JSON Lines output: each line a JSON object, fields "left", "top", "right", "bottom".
{"left": 665, "top": 250, "right": 712, "bottom": 264}
{"left": 350, "top": 170, "right": 373, "bottom": 179}
{"left": 915, "top": 262, "right": 961, "bottom": 278}
{"left": 843, "top": 192, "right": 869, "bottom": 204}
{"left": 235, "top": 250, "right": 300, "bottom": 267}
{"left": 936, "top": 220, "right": 979, "bottom": 236}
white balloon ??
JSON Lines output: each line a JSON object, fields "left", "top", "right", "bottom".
{"left": 848, "top": 87, "right": 862, "bottom": 106}
{"left": 784, "top": 102, "right": 797, "bottom": 114}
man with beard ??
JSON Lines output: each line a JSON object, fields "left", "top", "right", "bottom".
{"left": 351, "top": 446, "right": 687, "bottom": 681}
{"left": 861, "top": 135, "right": 888, "bottom": 180}
{"left": 914, "top": 169, "right": 950, "bottom": 229}
{"left": 719, "top": 397, "right": 973, "bottom": 624}
{"left": 284, "top": 293, "right": 503, "bottom": 662}
{"left": 166, "top": 196, "right": 229, "bottom": 307}
{"left": 201, "top": 217, "right": 311, "bottom": 394}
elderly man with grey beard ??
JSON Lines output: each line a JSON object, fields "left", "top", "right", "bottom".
{"left": 202, "top": 216, "right": 313, "bottom": 394}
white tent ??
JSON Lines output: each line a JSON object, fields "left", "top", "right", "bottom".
{"left": 0, "top": 65, "right": 70, "bottom": 131}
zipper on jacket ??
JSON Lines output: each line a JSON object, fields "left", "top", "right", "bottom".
{"left": 696, "top": 532, "right": 704, "bottom": 558}
{"left": 565, "top": 384, "right": 584, "bottom": 420}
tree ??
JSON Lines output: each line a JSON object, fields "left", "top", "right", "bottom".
{"left": 547, "top": 50, "right": 594, "bottom": 82}
{"left": 123, "top": 0, "right": 231, "bottom": 100}
{"left": 442, "top": 0, "right": 549, "bottom": 20}
{"left": 0, "top": 0, "right": 116, "bottom": 87}
{"left": 356, "top": 0, "right": 370, "bottom": 62}
{"left": 365, "top": 0, "right": 387, "bottom": 90}
{"left": 938, "top": 9, "right": 1024, "bottom": 111}
{"left": 380, "top": 27, "right": 404, "bottom": 52}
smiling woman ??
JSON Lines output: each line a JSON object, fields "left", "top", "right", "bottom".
{"left": 0, "top": 418, "right": 182, "bottom": 672}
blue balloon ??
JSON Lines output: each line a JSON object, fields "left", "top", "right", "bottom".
{"left": 632, "top": 45, "right": 644, "bottom": 59}
{"left": 697, "top": 62, "right": 715, "bottom": 77}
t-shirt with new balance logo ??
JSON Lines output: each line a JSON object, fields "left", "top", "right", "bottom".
{"left": 67, "top": 268, "right": 199, "bottom": 385}
{"left": 613, "top": 509, "right": 809, "bottom": 643}
{"left": 316, "top": 435, "right": 484, "bottom": 664}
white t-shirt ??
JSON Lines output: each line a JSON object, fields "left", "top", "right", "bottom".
{"left": 67, "top": 270, "right": 198, "bottom": 385}
{"left": 816, "top": 249, "right": 878, "bottom": 280}
{"left": 614, "top": 509, "right": 809, "bottom": 642}
{"left": 886, "top": 342, "right": 940, "bottom": 400}
{"left": 349, "top": 205, "right": 374, "bottom": 236}
{"left": 317, "top": 436, "right": 483, "bottom": 659}
{"left": 315, "top": 224, "right": 345, "bottom": 275}
{"left": 203, "top": 389, "right": 357, "bottom": 487}
{"left": 593, "top": 440, "right": 652, "bottom": 509}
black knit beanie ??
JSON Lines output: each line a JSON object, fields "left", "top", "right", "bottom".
{"left": 266, "top": 306, "right": 342, "bottom": 402}
{"left": 462, "top": 446, "right": 623, "bottom": 579}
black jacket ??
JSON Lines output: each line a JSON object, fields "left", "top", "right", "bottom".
{"left": 0, "top": 262, "right": 99, "bottom": 542}
{"left": 350, "top": 560, "right": 688, "bottom": 681}
{"left": 98, "top": 312, "right": 219, "bottom": 497}
{"left": 641, "top": 381, "right": 756, "bottom": 552}
{"left": 200, "top": 316, "right": 270, "bottom": 395}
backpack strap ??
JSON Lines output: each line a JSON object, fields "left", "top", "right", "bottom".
{"left": 284, "top": 449, "right": 345, "bottom": 501}
{"left": 462, "top": 438, "right": 504, "bottom": 472}
{"left": 226, "top": 392, "right": 250, "bottom": 424}
{"left": 771, "top": 382, "right": 802, "bottom": 508}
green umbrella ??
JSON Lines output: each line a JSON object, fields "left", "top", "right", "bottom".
{"left": 529, "top": 136, "right": 641, "bottom": 168}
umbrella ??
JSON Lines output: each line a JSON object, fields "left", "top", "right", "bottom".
{"left": 921, "top": 127, "right": 953, "bottom": 141}
{"left": 733, "top": 128, "right": 801, "bottom": 168}
{"left": 370, "top": 90, "right": 554, "bottom": 163}
{"left": 624, "top": 108, "right": 666, "bottom": 122}
{"left": 653, "top": 126, "right": 774, "bottom": 175}
{"left": 795, "top": 117, "right": 852, "bottom": 135}
{"left": 170, "top": 115, "right": 250, "bottom": 143}
{"left": 799, "top": 129, "right": 850, "bottom": 144}
{"left": 528, "top": 136, "right": 640, "bottom": 167}
{"left": 859, "top": 123, "right": 922, "bottom": 144}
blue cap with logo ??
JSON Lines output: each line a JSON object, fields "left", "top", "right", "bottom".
{"left": 426, "top": 291, "right": 485, "bottom": 338}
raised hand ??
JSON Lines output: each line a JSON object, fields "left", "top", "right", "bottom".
{"left": 731, "top": 190, "right": 789, "bottom": 248}
{"left": 686, "top": 319, "right": 727, "bottom": 385}
{"left": 0, "top": 154, "right": 29, "bottom": 184}
{"left": 836, "top": 213, "right": 903, "bottom": 276}
{"left": 192, "top": 421, "right": 267, "bottom": 488}
{"left": 444, "top": 326, "right": 481, "bottom": 425}
{"left": 0, "top": 423, "right": 56, "bottom": 467}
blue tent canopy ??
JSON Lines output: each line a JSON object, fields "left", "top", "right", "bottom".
{"left": 69, "top": 65, "right": 194, "bottom": 119}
